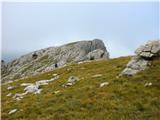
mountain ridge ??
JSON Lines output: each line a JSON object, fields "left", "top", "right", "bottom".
{"left": 2, "top": 39, "right": 109, "bottom": 82}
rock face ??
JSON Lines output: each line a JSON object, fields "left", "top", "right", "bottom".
{"left": 121, "top": 40, "right": 160, "bottom": 76}
{"left": 2, "top": 39, "right": 109, "bottom": 82}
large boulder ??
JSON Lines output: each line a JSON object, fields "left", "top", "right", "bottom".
{"left": 135, "top": 41, "right": 160, "bottom": 59}
{"left": 121, "top": 40, "right": 160, "bottom": 76}
{"left": 2, "top": 39, "right": 109, "bottom": 82}
{"left": 87, "top": 49, "right": 109, "bottom": 60}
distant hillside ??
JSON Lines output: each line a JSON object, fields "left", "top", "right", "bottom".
{"left": 2, "top": 56, "right": 160, "bottom": 120}
{"left": 2, "top": 39, "right": 109, "bottom": 82}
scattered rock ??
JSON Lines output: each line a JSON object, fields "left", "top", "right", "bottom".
{"left": 21, "top": 83, "right": 33, "bottom": 87}
{"left": 13, "top": 76, "right": 60, "bottom": 101}
{"left": 63, "top": 76, "right": 80, "bottom": 87}
{"left": 54, "top": 90, "right": 60, "bottom": 94}
{"left": 145, "top": 82, "right": 152, "bottom": 87}
{"left": 52, "top": 73, "right": 58, "bottom": 77}
{"left": 7, "top": 86, "right": 15, "bottom": 90}
{"left": 13, "top": 92, "right": 27, "bottom": 101}
{"left": 100, "top": 82, "right": 109, "bottom": 87}
{"left": 6, "top": 93, "right": 12, "bottom": 97}
{"left": 24, "top": 85, "right": 41, "bottom": 94}
{"left": 68, "top": 76, "right": 80, "bottom": 83}
{"left": 8, "top": 109, "right": 17, "bottom": 115}
{"left": 121, "top": 40, "right": 160, "bottom": 76}
{"left": 92, "top": 74, "right": 102, "bottom": 78}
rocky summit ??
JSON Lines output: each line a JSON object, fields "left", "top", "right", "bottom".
{"left": 1, "top": 39, "right": 109, "bottom": 82}
{"left": 120, "top": 40, "right": 160, "bottom": 76}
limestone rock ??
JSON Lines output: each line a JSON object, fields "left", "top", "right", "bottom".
{"left": 6, "top": 93, "right": 12, "bottom": 97}
{"left": 100, "top": 82, "right": 109, "bottom": 88}
{"left": 87, "top": 49, "right": 109, "bottom": 60}
{"left": 2, "top": 39, "right": 109, "bottom": 83}
{"left": 135, "top": 41, "right": 160, "bottom": 58}
{"left": 121, "top": 40, "right": 160, "bottom": 76}
{"left": 7, "top": 86, "right": 15, "bottom": 90}
{"left": 14, "top": 76, "right": 59, "bottom": 100}
{"left": 8, "top": 109, "right": 17, "bottom": 115}
{"left": 21, "top": 83, "right": 33, "bottom": 87}
{"left": 24, "top": 85, "right": 41, "bottom": 94}
{"left": 63, "top": 76, "right": 80, "bottom": 87}
{"left": 145, "top": 82, "right": 152, "bottom": 87}
{"left": 92, "top": 74, "right": 102, "bottom": 78}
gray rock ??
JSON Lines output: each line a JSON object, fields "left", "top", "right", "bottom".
{"left": 135, "top": 40, "right": 160, "bottom": 58}
{"left": 87, "top": 49, "right": 109, "bottom": 60}
{"left": 121, "top": 40, "right": 160, "bottom": 76}
{"left": 2, "top": 39, "right": 109, "bottom": 83}
{"left": 63, "top": 76, "right": 80, "bottom": 87}
{"left": 24, "top": 84, "right": 41, "bottom": 94}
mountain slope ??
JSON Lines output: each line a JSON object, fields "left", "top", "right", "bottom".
{"left": 2, "top": 56, "right": 160, "bottom": 120}
{"left": 2, "top": 39, "right": 109, "bottom": 82}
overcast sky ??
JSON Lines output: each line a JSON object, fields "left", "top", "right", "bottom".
{"left": 2, "top": 2, "right": 159, "bottom": 62}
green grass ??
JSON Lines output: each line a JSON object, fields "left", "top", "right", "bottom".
{"left": 1, "top": 56, "right": 160, "bottom": 120}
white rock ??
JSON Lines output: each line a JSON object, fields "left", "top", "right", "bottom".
{"left": 66, "top": 82, "right": 73, "bottom": 86}
{"left": 78, "top": 61, "right": 84, "bottom": 64}
{"left": 92, "top": 74, "right": 102, "bottom": 78}
{"left": 7, "top": 86, "right": 15, "bottom": 90}
{"left": 21, "top": 83, "right": 33, "bottom": 87}
{"left": 24, "top": 84, "right": 39, "bottom": 93}
{"left": 6, "top": 93, "right": 12, "bottom": 97}
{"left": 54, "top": 90, "right": 60, "bottom": 94}
{"left": 100, "top": 82, "right": 109, "bottom": 88}
{"left": 34, "top": 89, "right": 42, "bottom": 94}
{"left": 36, "top": 80, "right": 49, "bottom": 86}
{"left": 52, "top": 74, "right": 57, "bottom": 77}
{"left": 8, "top": 109, "right": 17, "bottom": 114}
{"left": 145, "top": 82, "right": 152, "bottom": 87}
{"left": 36, "top": 75, "right": 59, "bottom": 86}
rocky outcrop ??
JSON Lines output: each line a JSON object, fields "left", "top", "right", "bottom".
{"left": 121, "top": 40, "right": 160, "bottom": 76}
{"left": 2, "top": 39, "right": 109, "bottom": 82}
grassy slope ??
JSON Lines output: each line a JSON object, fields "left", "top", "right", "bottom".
{"left": 1, "top": 57, "right": 160, "bottom": 120}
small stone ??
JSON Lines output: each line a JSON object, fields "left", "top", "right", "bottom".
{"left": 54, "top": 90, "right": 60, "bottom": 94}
{"left": 145, "top": 82, "right": 152, "bottom": 87}
{"left": 21, "top": 83, "right": 33, "bottom": 87}
{"left": 6, "top": 93, "right": 12, "bottom": 97}
{"left": 52, "top": 74, "right": 58, "bottom": 77}
{"left": 92, "top": 74, "right": 102, "bottom": 78}
{"left": 66, "top": 82, "right": 73, "bottom": 86}
{"left": 8, "top": 109, "right": 17, "bottom": 114}
{"left": 100, "top": 82, "right": 109, "bottom": 88}
{"left": 7, "top": 86, "right": 15, "bottom": 90}
{"left": 68, "top": 76, "right": 79, "bottom": 83}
